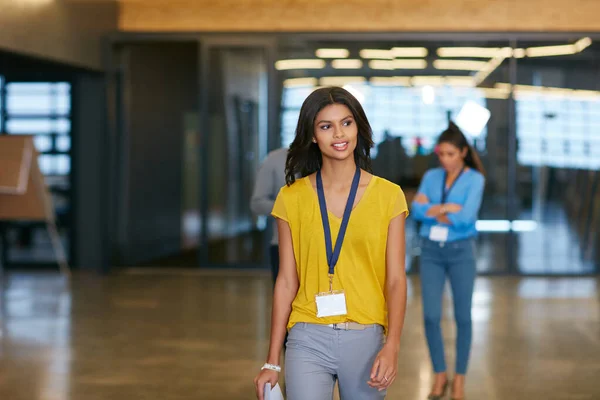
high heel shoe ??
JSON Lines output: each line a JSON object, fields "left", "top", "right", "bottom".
{"left": 450, "top": 380, "right": 465, "bottom": 400}
{"left": 427, "top": 381, "right": 448, "bottom": 400}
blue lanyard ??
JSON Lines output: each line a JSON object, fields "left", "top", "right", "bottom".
{"left": 316, "top": 166, "right": 361, "bottom": 276}
{"left": 441, "top": 167, "right": 465, "bottom": 204}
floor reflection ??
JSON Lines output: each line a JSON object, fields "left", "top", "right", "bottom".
{"left": 0, "top": 271, "right": 598, "bottom": 399}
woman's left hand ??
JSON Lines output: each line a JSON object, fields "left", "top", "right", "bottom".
{"left": 443, "top": 203, "right": 462, "bottom": 213}
{"left": 368, "top": 343, "right": 399, "bottom": 391}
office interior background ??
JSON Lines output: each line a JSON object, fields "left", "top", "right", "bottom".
{"left": 0, "top": 1, "right": 599, "bottom": 399}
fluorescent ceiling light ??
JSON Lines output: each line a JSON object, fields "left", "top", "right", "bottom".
{"left": 316, "top": 48, "right": 350, "bottom": 58}
{"left": 526, "top": 37, "right": 592, "bottom": 58}
{"left": 433, "top": 59, "right": 488, "bottom": 71}
{"left": 493, "top": 84, "right": 543, "bottom": 99}
{"left": 275, "top": 59, "right": 326, "bottom": 70}
{"left": 527, "top": 44, "right": 578, "bottom": 57}
{"left": 393, "top": 59, "right": 427, "bottom": 69}
{"left": 575, "top": 37, "right": 592, "bottom": 52}
{"left": 391, "top": 47, "right": 428, "bottom": 57}
{"left": 283, "top": 77, "right": 318, "bottom": 87}
{"left": 514, "top": 84, "right": 543, "bottom": 91}
{"left": 359, "top": 49, "right": 394, "bottom": 59}
{"left": 571, "top": 90, "right": 600, "bottom": 100}
{"left": 498, "top": 47, "right": 515, "bottom": 58}
{"left": 437, "top": 47, "right": 504, "bottom": 58}
{"left": 320, "top": 76, "right": 366, "bottom": 86}
{"left": 494, "top": 83, "right": 512, "bottom": 91}
{"left": 331, "top": 59, "right": 363, "bottom": 69}
{"left": 478, "top": 88, "right": 510, "bottom": 100}
{"left": 544, "top": 87, "right": 575, "bottom": 97}
{"left": 438, "top": 38, "right": 591, "bottom": 60}
{"left": 512, "top": 48, "right": 526, "bottom": 58}
{"left": 369, "top": 75, "right": 474, "bottom": 87}
{"left": 526, "top": 44, "right": 577, "bottom": 57}
{"left": 368, "top": 60, "right": 395, "bottom": 70}
{"left": 474, "top": 54, "right": 508, "bottom": 85}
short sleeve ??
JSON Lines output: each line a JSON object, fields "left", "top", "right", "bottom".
{"left": 271, "top": 188, "right": 289, "bottom": 222}
{"left": 390, "top": 187, "right": 409, "bottom": 220}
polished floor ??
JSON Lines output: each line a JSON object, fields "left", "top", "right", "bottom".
{"left": 0, "top": 270, "right": 598, "bottom": 400}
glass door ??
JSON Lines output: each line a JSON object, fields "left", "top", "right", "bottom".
{"left": 199, "top": 38, "right": 277, "bottom": 267}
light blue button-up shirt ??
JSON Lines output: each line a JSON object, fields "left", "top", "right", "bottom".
{"left": 411, "top": 167, "right": 485, "bottom": 242}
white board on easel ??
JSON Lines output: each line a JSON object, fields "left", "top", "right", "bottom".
{"left": 0, "top": 136, "right": 69, "bottom": 276}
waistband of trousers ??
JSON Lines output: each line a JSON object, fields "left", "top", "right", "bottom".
{"left": 296, "top": 322, "right": 381, "bottom": 331}
{"left": 420, "top": 236, "right": 475, "bottom": 248}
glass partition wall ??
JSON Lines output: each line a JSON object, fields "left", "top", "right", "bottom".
{"left": 272, "top": 36, "right": 599, "bottom": 274}
{"left": 106, "top": 33, "right": 600, "bottom": 275}
{"left": 512, "top": 37, "right": 600, "bottom": 274}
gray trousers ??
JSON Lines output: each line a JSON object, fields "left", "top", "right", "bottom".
{"left": 285, "top": 323, "right": 386, "bottom": 400}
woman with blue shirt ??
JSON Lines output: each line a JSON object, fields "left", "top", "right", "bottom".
{"left": 411, "top": 122, "right": 485, "bottom": 400}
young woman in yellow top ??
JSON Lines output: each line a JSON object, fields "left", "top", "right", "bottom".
{"left": 254, "top": 87, "right": 409, "bottom": 400}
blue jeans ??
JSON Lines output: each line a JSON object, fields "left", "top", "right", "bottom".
{"left": 419, "top": 237, "right": 476, "bottom": 375}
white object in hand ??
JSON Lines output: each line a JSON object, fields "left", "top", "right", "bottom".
{"left": 264, "top": 382, "right": 284, "bottom": 400}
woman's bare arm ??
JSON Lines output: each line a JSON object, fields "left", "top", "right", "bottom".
{"left": 266, "top": 218, "right": 299, "bottom": 365}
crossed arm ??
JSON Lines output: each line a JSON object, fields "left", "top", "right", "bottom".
{"left": 413, "top": 193, "right": 462, "bottom": 224}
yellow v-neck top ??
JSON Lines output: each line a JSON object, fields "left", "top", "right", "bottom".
{"left": 271, "top": 175, "right": 408, "bottom": 332}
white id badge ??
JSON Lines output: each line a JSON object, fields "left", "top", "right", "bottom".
{"left": 429, "top": 225, "right": 449, "bottom": 242}
{"left": 315, "top": 291, "right": 347, "bottom": 318}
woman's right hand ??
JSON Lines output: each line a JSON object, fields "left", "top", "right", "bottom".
{"left": 444, "top": 203, "right": 462, "bottom": 213}
{"left": 254, "top": 368, "right": 279, "bottom": 399}
{"left": 426, "top": 204, "right": 444, "bottom": 217}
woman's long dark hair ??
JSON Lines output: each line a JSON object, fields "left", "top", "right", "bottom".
{"left": 285, "top": 87, "right": 374, "bottom": 185}
{"left": 438, "top": 121, "right": 486, "bottom": 175}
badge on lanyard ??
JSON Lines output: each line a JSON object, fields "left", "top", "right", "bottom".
{"left": 429, "top": 225, "right": 449, "bottom": 242}
{"left": 429, "top": 167, "right": 464, "bottom": 243}
{"left": 314, "top": 166, "right": 360, "bottom": 318}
